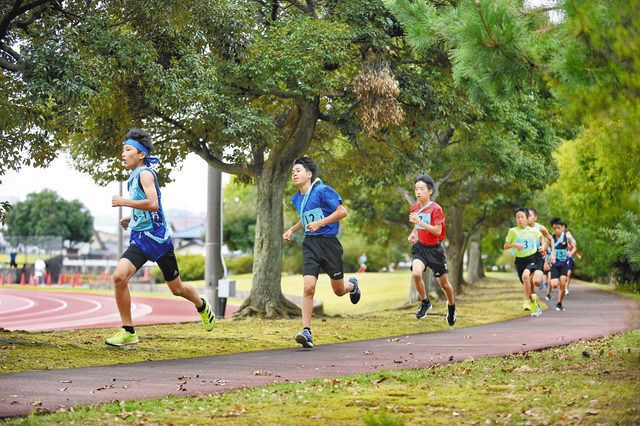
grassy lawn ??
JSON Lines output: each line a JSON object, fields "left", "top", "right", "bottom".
{"left": 7, "top": 330, "right": 639, "bottom": 425}
{"left": 199, "top": 270, "right": 442, "bottom": 315}
{"left": 0, "top": 274, "right": 532, "bottom": 374}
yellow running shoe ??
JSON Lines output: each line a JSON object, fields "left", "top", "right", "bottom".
{"left": 530, "top": 294, "right": 542, "bottom": 317}
{"left": 199, "top": 298, "right": 215, "bottom": 331}
{"left": 105, "top": 329, "right": 139, "bottom": 347}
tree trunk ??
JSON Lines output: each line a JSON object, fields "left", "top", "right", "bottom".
{"left": 445, "top": 205, "right": 466, "bottom": 293}
{"left": 235, "top": 99, "right": 319, "bottom": 318}
{"left": 466, "top": 230, "right": 484, "bottom": 284}
{"left": 235, "top": 163, "right": 301, "bottom": 318}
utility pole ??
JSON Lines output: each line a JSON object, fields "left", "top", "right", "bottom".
{"left": 118, "top": 181, "right": 124, "bottom": 257}
{"left": 205, "top": 165, "right": 224, "bottom": 317}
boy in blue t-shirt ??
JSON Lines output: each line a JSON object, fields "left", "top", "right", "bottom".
{"left": 283, "top": 157, "right": 361, "bottom": 349}
{"left": 106, "top": 128, "right": 215, "bottom": 346}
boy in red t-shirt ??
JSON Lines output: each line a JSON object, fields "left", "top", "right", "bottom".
{"left": 407, "top": 174, "right": 456, "bottom": 326}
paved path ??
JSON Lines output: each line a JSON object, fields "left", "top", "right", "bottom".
{"left": 0, "top": 288, "right": 238, "bottom": 332}
{"left": 0, "top": 282, "right": 638, "bottom": 417}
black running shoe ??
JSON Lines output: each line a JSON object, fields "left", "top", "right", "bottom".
{"left": 446, "top": 304, "right": 457, "bottom": 326}
{"left": 545, "top": 293, "right": 551, "bottom": 301}
{"left": 416, "top": 300, "right": 432, "bottom": 319}
{"left": 555, "top": 302, "right": 565, "bottom": 311}
{"left": 348, "top": 276, "right": 361, "bottom": 304}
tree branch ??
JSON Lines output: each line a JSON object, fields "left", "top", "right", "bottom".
{"left": 432, "top": 170, "right": 454, "bottom": 201}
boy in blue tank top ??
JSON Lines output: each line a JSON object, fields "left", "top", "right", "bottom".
{"left": 106, "top": 128, "right": 215, "bottom": 346}
{"left": 283, "top": 157, "right": 361, "bottom": 349}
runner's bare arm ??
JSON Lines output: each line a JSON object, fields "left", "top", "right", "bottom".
{"left": 112, "top": 171, "right": 159, "bottom": 211}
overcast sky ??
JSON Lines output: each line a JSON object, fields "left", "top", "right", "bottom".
{"left": 0, "top": 153, "right": 227, "bottom": 232}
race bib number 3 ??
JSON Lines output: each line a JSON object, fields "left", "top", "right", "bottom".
{"left": 516, "top": 238, "right": 535, "bottom": 251}
{"left": 303, "top": 207, "right": 325, "bottom": 228}
{"left": 416, "top": 212, "right": 431, "bottom": 230}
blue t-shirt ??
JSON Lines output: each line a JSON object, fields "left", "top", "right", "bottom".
{"left": 291, "top": 183, "right": 343, "bottom": 236}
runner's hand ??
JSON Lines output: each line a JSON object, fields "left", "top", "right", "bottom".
{"left": 282, "top": 229, "right": 293, "bottom": 243}
{"left": 409, "top": 212, "right": 420, "bottom": 225}
{"left": 306, "top": 221, "right": 323, "bottom": 233}
{"left": 513, "top": 243, "right": 524, "bottom": 250}
{"left": 112, "top": 195, "right": 126, "bottom": 207}
{"left": 119, "top": 217, "right": 130, "bottom": 230}
{"left": 408, "top": 232, "right": 418, "bottom": 244}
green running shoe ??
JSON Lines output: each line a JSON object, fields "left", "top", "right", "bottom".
{"left": 199, "top": 298, "right": 215, "bottom": 331}
{"left": 530, "top": 294, "right": 542, "bottom": 317}
{"left": 105, "top": 329, "right": 139, "bottom": 347}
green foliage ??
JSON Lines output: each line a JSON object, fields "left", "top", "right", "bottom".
{"left": 223, "top": 178, "right": 256, "bottom": 252}
{"left": 608, "top": 212, "right": 640, "bottom": 288}
{"left": 152, "top": 254, "right": 205, "bottom": 282}
{"left": 4, "top": 190, "right": 93, "bottom": 246}
{"left": 224, "top": 255, "right": 254, "bottom": 275}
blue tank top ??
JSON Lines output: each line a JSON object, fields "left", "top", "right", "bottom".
{"left": 127, "top": 167, "right": 172, "bottom": 260}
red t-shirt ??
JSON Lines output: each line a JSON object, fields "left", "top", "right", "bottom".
{"left": 411, "top": 201, "right": 446, "bottom": 245}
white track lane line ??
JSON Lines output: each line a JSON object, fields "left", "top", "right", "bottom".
{"left": 6, "top": 300, "right": 154, "bottom": 331}
{"left": 2, "top": 296, "right": 68, "bottom": 320}
{"left": 1, "top": 294, "right": 103, "bottom": 326}
{"left": 0, "top": 295, "right": 35, "bottom": 315}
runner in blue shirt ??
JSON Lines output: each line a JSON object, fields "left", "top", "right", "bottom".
{"left": 283, "top": 157, "right": 361, "bottom": 349}
{"left": 106, "top": 128, "right": 215, "bottom": 346}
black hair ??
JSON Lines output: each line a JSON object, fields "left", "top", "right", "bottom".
{"left": 126, "top": 128, "right": 154, "bottom": 154}
{"left": 415, "top": 174, "right": 434, "bottom": 190}
{"left": 556, "top": 219, "right": 566, "bottom": 227}
{"left": 527, "top": 207, "right": 538, "bottom": 217}
{"left": 516, "top": 207, "right": 530, "bottom": 218}
{"left": 550, "top": 217, "right": 561, "bottom": 225}
{"left": 293, "top": 157, "right": 318, "bottom": 181}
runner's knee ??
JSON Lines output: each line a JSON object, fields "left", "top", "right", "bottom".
{"left": 112, "top": 271, "right": 128, "bottom": 288}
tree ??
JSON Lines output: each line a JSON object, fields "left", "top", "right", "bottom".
{"left": 385, "top": 0, "right": 640, "bottom": 283}
{"left": 17, "top": 0, "right": 411, "bottom": 317}
{"left": 4, "top": 189, "right": 93, "bottom": 246}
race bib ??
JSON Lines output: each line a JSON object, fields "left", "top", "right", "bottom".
{"left": 416, "top": 212, "right": 431, "bottom": 230}
{"left": 516, "top": 237, "right": 535, "bottom": 252}
{"left": 303, "top": 207, "right": 325, "bottom": 229}
{"left": 555, "top": 249, "right": 567, "bottom": 261}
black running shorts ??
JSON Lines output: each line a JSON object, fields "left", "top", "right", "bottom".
{"left": 122, "top": 244, "right": 180, "bottom": 282}
{"left": 411, "top": 242, "right": 448, "bottom": 278}
{"left": 301, "top": 235, "right": 344, "bottom": 279}
{"left": 514, "top": 253, "right": 544, "bottom": 283}
{"left": 550, "top": 262, "right": 570, "bottom": 279}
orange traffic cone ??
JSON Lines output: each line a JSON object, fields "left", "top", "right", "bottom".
{"left": 46, "top": 274, "right": 52, "bottom": 286}
{"left": 0, "top": 274, "right": 4, "bottom": 286}
{"left": 19, "top": 273, "right": 26, "bottom": 285}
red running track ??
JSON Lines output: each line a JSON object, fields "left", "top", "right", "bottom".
{"left": 0, "top": 288, "right": 237, "bottom": 332}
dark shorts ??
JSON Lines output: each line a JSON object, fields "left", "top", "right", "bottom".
{"left": 122, "top": 244, "right": 180, "bottom": 282}
{"left": 514, "top": 253, "right": 544, "bottom": 283}
{"left": 550, "top": 262, "right": 570, "bottom": 279}
{"left": 302, "top": 236, "right": 344, "bottom": 279}
{"left": 567, "top": 256, "right": 575, "bottom": 271}
{"left": 411, "top": 242, "right": 448, "bottom": 278}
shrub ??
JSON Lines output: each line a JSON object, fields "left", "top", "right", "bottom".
{"left": 151, "top": 254, "right": 205, "bottom": 282}
{"left": 224, "top": 255, "right": 254, "bottom": 274}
